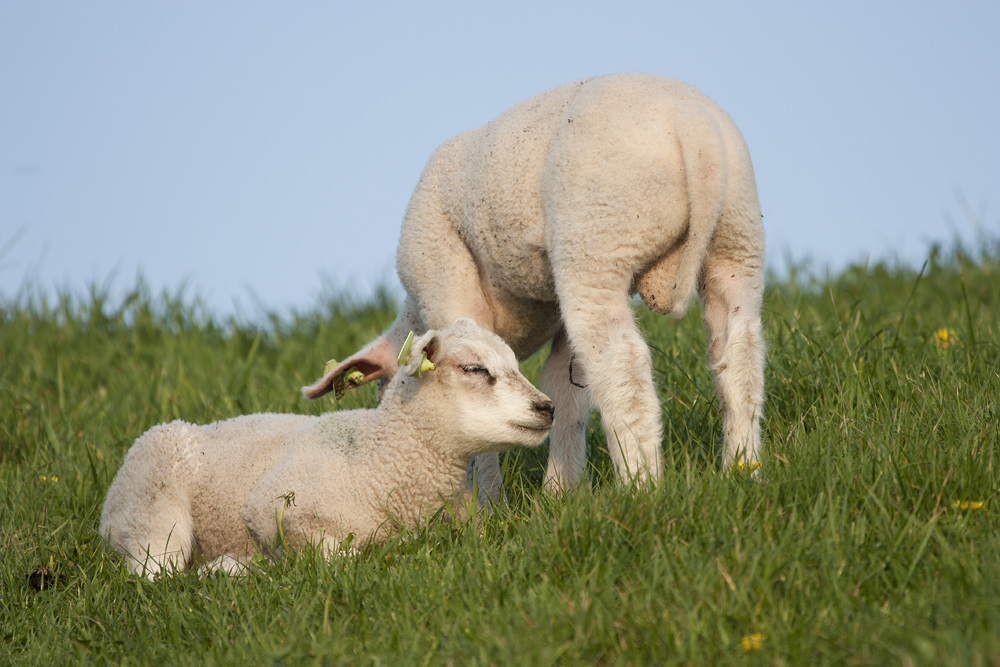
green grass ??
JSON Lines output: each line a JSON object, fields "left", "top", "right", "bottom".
{"left": 2, "top": 241, "right": 999, "bottom": 665}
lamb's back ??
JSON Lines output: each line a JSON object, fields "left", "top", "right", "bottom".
{"left": 438, "top": 73, "right": 735, "bottom": 301}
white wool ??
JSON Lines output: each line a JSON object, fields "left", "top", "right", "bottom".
{"left": 317, "top": 73, "right": 766, "bottom": 498}
{"left": 100, "top": 319, "right": 553, "bottom": 578}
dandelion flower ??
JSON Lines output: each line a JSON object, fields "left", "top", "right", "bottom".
{"left": 952, "top": 500, "right": 984, "bottom": 510}
{"left": 740, "top": 633, "right": 766, "bottom": 651}
{"left": 735, "top": 461, "right": 761, "bottom": 471}
{"left": 39, "top": 475, "right": 46, "bottom": 482}
{"left": 934, "top": 329, "right": 958, "bottom": 349}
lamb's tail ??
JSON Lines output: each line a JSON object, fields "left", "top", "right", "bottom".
{"left": 637, "top": 103, "right": 726, "bottom": 317}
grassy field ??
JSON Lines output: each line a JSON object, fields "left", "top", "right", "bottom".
{"left": 2, "top": 241, "right": 999, "bottom": 665}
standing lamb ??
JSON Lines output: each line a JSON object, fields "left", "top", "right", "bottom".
{"left": 314, "top": 72, "right": 765, "bottom": 500}
{"left": 100, "top": 319, "right": 554, "bottom": 578}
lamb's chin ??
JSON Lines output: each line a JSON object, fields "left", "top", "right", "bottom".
{"left": 509, "top": 422, "right": 551, "bottom": 445}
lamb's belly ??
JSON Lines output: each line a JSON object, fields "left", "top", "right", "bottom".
{"left": 481, "top": 279, "right": 561, "bottom": 360}
{"left": 478, "top": 241, "right": 555, "bottom": 302}
{"left": 465, "top": 216, "right": 560, "bottom": 358}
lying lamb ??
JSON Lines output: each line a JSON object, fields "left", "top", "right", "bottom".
{"left": 100, "top": 319, "right": 554, "bottom": 578}
{"left": 312, "top": 73, "right": 766, "bottom": 500}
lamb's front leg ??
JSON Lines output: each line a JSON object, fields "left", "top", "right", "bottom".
{"left": 468, "top": 453, "right": 507, "bottom": 511}
{"left": 398, "top": 189, "right": 508, "bottom": 510}
{"left": 198, "top": 555, "right": 251, "bottom": 577}
{"left": 540, "top": 328, "right": 592, "bottom": 492}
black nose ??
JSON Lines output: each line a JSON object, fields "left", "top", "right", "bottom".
{"left": 534, "top": 400, "right": 555, "bottom": 422}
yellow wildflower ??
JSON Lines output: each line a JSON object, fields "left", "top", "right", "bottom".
{"left": 39, "top": 475, "right": 46, "bottom": 482}
{"left": 952, "top": 500, "right": 984, "bottom": 510}
{"left": 740, "top": 633, "right": 766, "bottom": 651}
{"left": 735, "top": 461, "right": 761, "bottom": 471}
{"left": 934, "top": 329, "right": 958, "bottom": 349}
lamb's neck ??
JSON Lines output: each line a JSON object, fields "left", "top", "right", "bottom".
{"left": 359, "top": 407, "right": 472, "bottom": 522}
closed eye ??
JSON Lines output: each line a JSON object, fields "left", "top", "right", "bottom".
{"left": 461, "top": 366, "right": 495, "bottom": 383}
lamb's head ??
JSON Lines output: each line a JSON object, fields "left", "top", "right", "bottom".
{"left": 397, "top": 319, "right": 554, "bottom": 455}
{"left": 302, "top": 319, "right": 554, "bottom": 456}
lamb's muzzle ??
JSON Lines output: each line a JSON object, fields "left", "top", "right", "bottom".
{"left": 510, "top": 399, "right": 555, "bottom": 434}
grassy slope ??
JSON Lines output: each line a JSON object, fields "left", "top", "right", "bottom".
{"left": 1, "top": 244, "right": 998, "bottom": 665}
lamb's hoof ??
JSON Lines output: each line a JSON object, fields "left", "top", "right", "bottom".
{"left": 197, "top": 555, "right": 255, "bottom": 578}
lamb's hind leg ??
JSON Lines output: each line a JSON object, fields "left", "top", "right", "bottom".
{"left": 700, "top": 260, "right": 766, "bottom": 471}
{"left": 557, "top": 280, "right": 664, "bottom": 484}
{"left": 102, "top": 498, "right": 194, "bottom": 579}
{"left": 541, "top": 328, "right": 593, "bottom": 492}
{"left": 100, "top": 425, "right": 196, "bottom": 579}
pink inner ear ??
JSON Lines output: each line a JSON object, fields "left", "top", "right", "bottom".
{"left": 422, "top": 337, "right": 440, "bottom": 363}
{"left": 353, "top": 359, "right": 383, "bottom": 383}
{"left": 300, "top": 336, "right": 399, "bottom": 400}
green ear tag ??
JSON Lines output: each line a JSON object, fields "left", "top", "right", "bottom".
{"left": 412, "top": 354, "right": 436, "bottom": 379}
{"left": 331, "top": 366, "right": 365, "bottom": 401}
{"left": 397, "top": 331, "right": 415, "bottom": 367}
{"left": 324, "top": 358, "right": 347, "bottom": 400}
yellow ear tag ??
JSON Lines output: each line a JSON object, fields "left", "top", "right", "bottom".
{"left": 397, "top": 331, "right": 415, "bottom": 367}
{"left": 412, "top": 354, "right": 436, "bottom": 379}
{"left": 333, "top": 366, "right": 365, "bottom": 401}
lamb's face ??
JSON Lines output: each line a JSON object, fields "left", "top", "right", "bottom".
{"left": 404, "top": 319, "right": 554, "bottom": 456}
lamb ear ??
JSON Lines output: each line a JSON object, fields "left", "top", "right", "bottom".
{"left": 301, "top": 336, "right": 398, "bottom": 400}
{"left": 402, "top": 330, "right": 440, "bottom": 378}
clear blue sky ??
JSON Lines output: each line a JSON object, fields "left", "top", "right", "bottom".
{"left": 2, "top": 2, "right": 998, "bottom": 316}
